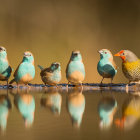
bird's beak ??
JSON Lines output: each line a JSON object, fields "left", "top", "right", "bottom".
{"left": 115, "top": 117, "right": 125, "bottom": 129}
{"left": 24, "top": 52, "right": 31, "bottom": 57}
{"left": 55, "top": 63, "right": 59, "bottom": 68}
{"left": 73, "top": 53, "right": 78, "bottom": 56}
{"left": 24, "top": 53, "right": 27, "bottom": 57}
{"left": 114, "top": 53, "right": 120, "bottom": 57}
{"left": 98, "top": 50, "right": 103, "bottom": 54}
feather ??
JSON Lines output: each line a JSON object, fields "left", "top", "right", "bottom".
{"left": 38, "top": 65, "right": 44, "bottom": 70}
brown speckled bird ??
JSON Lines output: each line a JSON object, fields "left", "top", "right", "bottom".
{"left": 38, "top": 62, "right": 61, "bottom": 86}
{"left": 114, "top": 50, "right": 140, "bottom": 83}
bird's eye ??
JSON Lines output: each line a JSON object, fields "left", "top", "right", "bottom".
{"left": 104, "top": 52, "right": 107, "bottom": 54}
{"left": 122, "top": 53, "right": 125, "bottom": 55}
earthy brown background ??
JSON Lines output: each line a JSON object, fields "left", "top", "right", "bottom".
{"left": 0, "top": 0, "right": 140, "bottom": 84}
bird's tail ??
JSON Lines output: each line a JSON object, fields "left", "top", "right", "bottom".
{"left": 9, "top": 79, "right": 15, "bottom": 84}
{"left": 38, "top": 65, "right": 44, "bottom": 70}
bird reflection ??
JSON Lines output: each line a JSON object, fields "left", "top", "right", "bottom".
{"left": 115, "top": 94, "right": 140, "bottom": 130}
{"left": 0, "top": 94, "right": 11, "bottom": 131}
{"left": 98, "top": 96, "right": 117, "bottom": 129}
{"left": 14, "top": 92, "right": 35, "bottom": 128}
{"left": 41, "top": 89, "right": 62, "bottom": 115}
{"left": 67, "top": 88, "right": 85, "bottom": 128}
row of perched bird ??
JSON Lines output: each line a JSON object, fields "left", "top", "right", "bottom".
{"left": 0, "top": 46, "right": 139, "bottom": 87}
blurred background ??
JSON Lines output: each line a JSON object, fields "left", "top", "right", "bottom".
{"left": 0, "top": 0, "right": 140, "bottom": 84}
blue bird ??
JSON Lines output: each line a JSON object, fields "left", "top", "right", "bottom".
{"left": 67, "top": 89, "right": 85, "bottom": 128}
{"left": 66, "top": 51, "right": 85, "bottom": 85}
{"left": 0, "top": 95, "right": 11, "bottom": 131}
{"left": 38, "top": 62, "right": 61, "bottom": 86}
{"left": 9, "top": 51, "right": 35, "bottom": 87}
{"left": 97, "top": 49, "right": 117, "bottom": 84}
{"left": 14, "top": 93, "right": 35, "bottom": 128}
{"left": 41, "top": 89, "right": 62, "bottom": 115}
{"left": 0, "top": 46, "right": 12, "bottom": 86}
{"left": 98, "top": 96, "right": 117, "bottom": 129}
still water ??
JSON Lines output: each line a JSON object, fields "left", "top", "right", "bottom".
{"left": 0, "top": 88, "right": 140, "bottom": 140}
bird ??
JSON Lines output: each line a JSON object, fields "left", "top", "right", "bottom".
{"left": 114, "top": 50, "right": 140, "bottom": 83}
{"left": 0, "top": 46, "right": 12, "bottom": 86}
{"left": 66, "top": 51, "right": 85, "bottom": 86}
{"left": 67, "top": 88, "right": 85, "bottom": 128}
{"left": 38, "top": 62, "right": 61, "bottom": 86}
{"left": 97, "top": 49, "right": 117, "bottom": 84}
{"left": 14, "top": 93, "right": 35, "bottom": 128}
{"left": 9, "top": 51, "right": 35, "bottom": 87}
{"left": 98, "top": 96, "right": 117, "bottom": 129}
{"left": 41, "top": 89, "right": 62, "bottom": 115}
{"left": 115, "top": 95, "right": 140, "bottom": 130}
{"left": 0, "top": 94, "right": 11, "bottom": 131}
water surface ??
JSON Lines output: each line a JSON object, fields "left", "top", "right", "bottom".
{"left": 0, "top": 88, "right": 140, "bottom": 140}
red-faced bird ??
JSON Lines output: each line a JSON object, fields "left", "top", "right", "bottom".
{"left": 115, "top": 50, "right": 140, "bottom": 83}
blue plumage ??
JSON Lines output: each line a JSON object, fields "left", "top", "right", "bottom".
{"left": 97, "top": 49, "right": 117, "bottom": 83}
{"left": 67, "top": 89, "right": 85, "bottom": 127}
{"left": 15, "top": 93, "right": 35, "bottom": 127}
{"left": 0, "top": 46, "right": 12, "bottom": 84}
{"left": 10, "top": 51, "right": 35, "bottom": 85}
{"left": 66, "top": 51, "right": 85, "bottom": 85}
{"left": 98, "top": 97, "right": 117, "bottom": 129}
{"left": 0, "top": 95, "right": 11, "bottom": 131}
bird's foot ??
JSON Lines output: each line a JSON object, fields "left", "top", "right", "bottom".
{"left": 109, "top": 83, "right": 113, "bottom": 87}
{"left": 99, "top": 82, "right": 104, "bottom": 87}
{"left": 8, "top": 84, "right": 14, "bottom": 89}
{"left": 129, "top": 81, "right": 140, "bottom": 85}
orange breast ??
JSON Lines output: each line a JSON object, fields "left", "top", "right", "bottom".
{"left": 67, "top": 71, "right": 84, "bottom": 84}
{"left": 20, "top": 74, "right": 33, "bottom": 84}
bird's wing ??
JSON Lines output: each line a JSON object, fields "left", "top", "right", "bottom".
{"left": 9, "top": 65, "right": 12, "bottom": 73}
{"left": 40, "top": 67, "right": 53, "bottom": 77}
{"left": 109, "top": 58, "right": 117, "bottom": 70}
{"left": 13, "top": 62, "right": 22, "bottom": 77}
{"left": 38, "top": 65, "right": 44, "bottom": 70}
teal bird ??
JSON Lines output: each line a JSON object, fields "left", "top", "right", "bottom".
{"left": 14, "top": 93, "right": 35, "bottom": 127}
{"left": 98, "top": 96, "right": 117, "bottom": 129}
{"left": 38, "top": 62, "right": 61, "bottom": 86}
{"left": 0, "top": 46, "right": 12, "bottom": 86}
{"left": 67, "top": 89, "right": 85, "bottom": 128}
{"left": 9, "top": 51, "right": 35, "bottom": 86}
{"left": 41, "top": 89, "right": 62, "bottom": 115}
{"left": 66, "top": 51, "right": 85, "bottom": 85}
{"left": 0, "top": 95, "right": 11, "bottom": 131}
{"left": 97, "top": 49, "right": 117, "bottom": 84}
